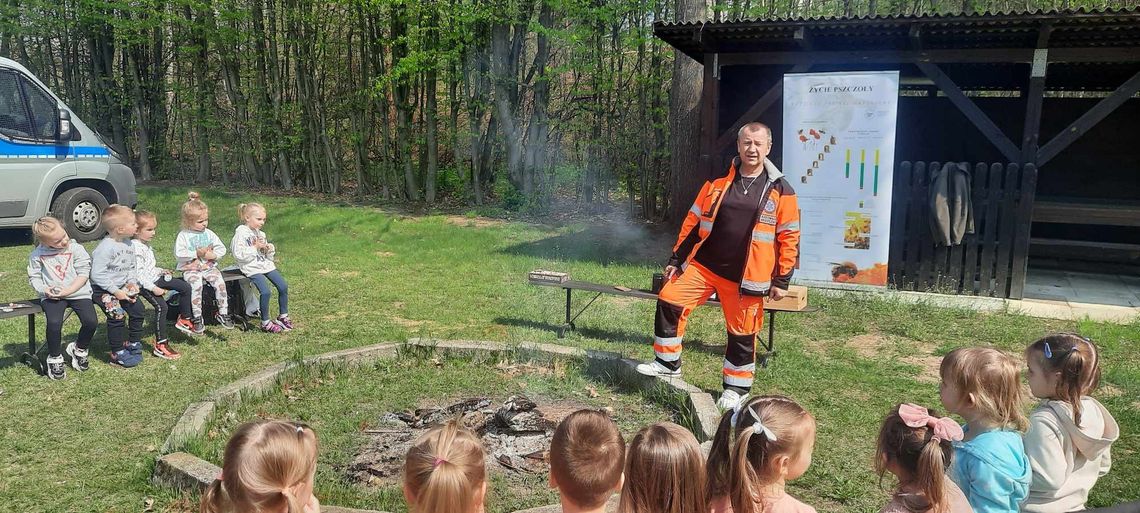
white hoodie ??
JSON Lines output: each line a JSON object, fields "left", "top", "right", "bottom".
{"left": 1022, "top": 397, "right": 1119, "bottom": 513}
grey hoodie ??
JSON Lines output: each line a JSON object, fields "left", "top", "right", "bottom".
{"left": 90, "top": 236, "right": 139, "bottom": 294}
{"left": 27, "top": 241, "right": 93, "bottom": 300}
{"left": 1022, "top": 397, "right": 1119, "bottom": 513}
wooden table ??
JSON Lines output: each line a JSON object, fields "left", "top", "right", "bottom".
{"left": 1, "top": 301, "right": 44, "bottom": 375}
{"left": 528, "top": 278, "right": 818, "bottom": 368}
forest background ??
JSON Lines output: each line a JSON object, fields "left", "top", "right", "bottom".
{"left": 0, "top": 0, "right": 1131, "bottom": 220}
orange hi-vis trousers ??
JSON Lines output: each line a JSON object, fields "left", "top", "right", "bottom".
{"left": 652, "top": 261, "right": 764, "bottom": 393}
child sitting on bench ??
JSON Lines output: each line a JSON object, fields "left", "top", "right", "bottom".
{"left": 26, "top": 216, "right": 98, "bottom": 380}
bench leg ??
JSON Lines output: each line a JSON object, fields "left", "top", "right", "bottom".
{"left": 22, "top": 313, "right": 43, "bottom": 375}
{"left": 759, "top": 310, "right": 777, "bottom": 368}
{"left": 560, "top": 289, "right": 572, "bottom": 338}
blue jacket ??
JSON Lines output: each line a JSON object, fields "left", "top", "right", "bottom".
{"left": 950, "top": 428, "right": 1032, "bottom": 513}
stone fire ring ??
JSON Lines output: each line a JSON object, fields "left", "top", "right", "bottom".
{"left": 151, "top": 339, "right": 721, "bottom": 513}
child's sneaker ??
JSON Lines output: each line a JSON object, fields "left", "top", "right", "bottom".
{"left": 275, "top": 315, "right": 294, "bottom": 331}
{"left": 46, "top": 354, "right": 66, "bottom": 380}
{"left": 261, "top": 320, "right": 284, "bottom": 333}
{"left": 152, "top": 339, "right": 181, "bottom": 360}
{"left": 110, "top": 345, "right": 142, "bottom": 368}
{"left": 174, "top": 315, "right": 196, "bottom": 336}
{"left": 215, "top": 313, "right": 235, "bottom": 330}
{"left": 192, "top": 317, "right": 206, "bottom": 335}
{"left": 65, "top": 342, "right": 89, "bottom": 371}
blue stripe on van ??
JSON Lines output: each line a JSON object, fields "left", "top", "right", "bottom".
{"left": 0, "top": 138, "right": 109, "bottom": 158}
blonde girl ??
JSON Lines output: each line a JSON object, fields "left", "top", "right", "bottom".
{"left": 200, "top": 420, "right": 320, "bottom": 513}
{"left": 619, "top": 422, "right": 707, "bottom": 513}
{"left": 174, "top": 191, "right": 233, "bottom": 333}
{"left": 875, "top": 403, "right": 972, "bottom": 513}
{"left": 232, "top": 202, "right": 292, "bottom": 333}
{"left": 706, "top": 395, "right": 817, "bottom": 513}
{"left": 938, "top": 347, "right": 1031, "bottom": 513}
{"left": 1023, "top": 334, "right": 1118, "bottom": 513}
{"left": 403, "top": 418, "right": 487, "bottom": 513}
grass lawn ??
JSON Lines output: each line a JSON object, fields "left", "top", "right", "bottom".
{"left": 0, "top": 185, "right": 1136, "bottom": 512}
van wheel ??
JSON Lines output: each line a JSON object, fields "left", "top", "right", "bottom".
{"left": 51, "top": 187, "right": 109, "bottom": 242}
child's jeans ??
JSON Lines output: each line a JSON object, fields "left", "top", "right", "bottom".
{"left": 248, "top": 270, "right": 288, "bottom": 322}
{"left": 92, "top": 285, "right": 145, "bottom": 347}
{"left": 183, "top": 267, "right": 228, "bottom": 319}
{"left": 40, "top": 298, "right": 98, "bottom": 357}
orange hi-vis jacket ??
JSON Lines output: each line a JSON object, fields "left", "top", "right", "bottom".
{"left": 667, "top": 157, "right": 801, "bottom": 296}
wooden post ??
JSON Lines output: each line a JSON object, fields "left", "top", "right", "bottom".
{"left": 1021, "top": 25, "right": 1051, "bottom": 166}
{"left": 700, "top": 51, "right": 721, "bottom": 180}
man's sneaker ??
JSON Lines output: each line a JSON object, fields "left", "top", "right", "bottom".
{"left": 261, "top": 320, "right": 284, "bottom": 333}
{"left": 46, "top": 355, "right": 66, "bottom": 380}
{"left": 65, "top": 342, "right": 89, "bottom": 371}
{"left": 192, "top": 317, "right": 206, "bottom": 335}
{"left": 275, "top": 315, "right": 294, "bottom": 331}
{"left": 634, "top": 360, "right": 682, "bottom": 378}
{"left": 716, "top": 389, "right": 747, "bottom": 410}
{"left": 127, "top": 341, "right": 143, "bottom": 356}
{"left": 174, "top": 316, "right": 196, "bottom": 336}
{"left": 215, "top": 313, "right": 235, "bottom": 330}
{"left": 110, "top": 346, "right": 142, "bottom": 368}
{"left": 153, "top": 340, "right": 182, "bottom": 360}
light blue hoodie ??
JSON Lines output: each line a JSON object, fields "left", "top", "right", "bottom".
{"left": 950, "top": 428, "right": 1032, "bottom": 513}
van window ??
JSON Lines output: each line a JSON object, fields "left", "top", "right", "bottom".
{"left": 0, "top": 71, "right": 35, "bottom": 139}
{"left": 22, "top": 76, "right": 58, "bottom": 140}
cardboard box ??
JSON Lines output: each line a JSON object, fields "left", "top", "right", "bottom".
{"left": 764, "top": 285, "right": 808, "bottom": 311}
{"left": 528, "top": 270, "right": 569, "bottom": 284}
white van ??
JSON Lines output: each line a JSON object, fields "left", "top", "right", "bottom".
{"left": 0, "top": 57, "right": 137, "bottom": 241}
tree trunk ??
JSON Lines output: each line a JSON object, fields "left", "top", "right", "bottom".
{"left": 668, "top": 0, "right": 706, "bottom": 222}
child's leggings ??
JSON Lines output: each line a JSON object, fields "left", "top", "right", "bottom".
{"left": 183, "top": 268, "right": 228, "bottom": 319}
{"left": 138, "top": 277, "right": 192, "bottom": 341}
{"left": 40, "top": 298, "right": 98, "bottom": 357}
{"left": 248, "top": 270, "right": 289, "bottom": 322}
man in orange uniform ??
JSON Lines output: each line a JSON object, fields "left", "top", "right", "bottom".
{"left": 636, "top": 122, "right": 801, "bottom": 410}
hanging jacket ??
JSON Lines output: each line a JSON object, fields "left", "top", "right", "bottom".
{"left": 929, "top": 161, "right": 975, "bottom": 246}
{"left": 667, "top": 157, "right": 800, "bottom": 296}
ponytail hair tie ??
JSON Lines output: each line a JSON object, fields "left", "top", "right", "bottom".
{"left": 898, "top": 403, "right": 964, "bottom": 442}
{"left": 433, "top": 457, "right": 447, "bottom": 468}
{"left": 730, "top": 396, "right": 778, "bottom": 441}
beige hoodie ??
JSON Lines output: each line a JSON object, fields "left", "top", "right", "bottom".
{"left": 1022, "top": 397, "right": 1119, "bottom": 513}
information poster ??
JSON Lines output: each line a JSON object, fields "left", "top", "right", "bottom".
{"left": 782, "top": 71, "right": 899, "bottom": 286}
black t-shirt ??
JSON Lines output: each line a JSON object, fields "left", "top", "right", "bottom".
{"left": 694, "top": 172, "right": 766, "bottom": 282}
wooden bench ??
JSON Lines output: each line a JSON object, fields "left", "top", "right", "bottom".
{"left": 1031, "top": 197, "right": 1140, "bottom": 265}
{"left": 2, "top": 300, "right": 45, "bottom": 375}
{"left": 528, "top": 277, "right": 817, "bottom": 368}
{"left": 1032, "top": 198, "right": 1140, "bottom": 227}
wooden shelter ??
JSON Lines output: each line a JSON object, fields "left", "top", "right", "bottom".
{"left": 655, "top": 7, "right": 1140, "bottom": 299}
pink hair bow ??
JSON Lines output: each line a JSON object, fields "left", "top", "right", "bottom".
{"left": 898, "top": 403, "right": 964, "bottom": 442}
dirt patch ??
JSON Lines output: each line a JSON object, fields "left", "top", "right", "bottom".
{"left": 446, "top": 215, "right": 505, "bottom": 229}
{"left": 1098, "top": 384, "right": 1123, "bottom": 398}
{"left": 391, "top": 316, "right": 430, "bottom": 328}
{"left": 901, "top": 354, "right": 943, "bottom": 384}
{"left": 845, "top": 334, "right": 888, "bottom": 358}
{"left": 346, "top": 395, "right": 589, "bottom": 488}
{"left": 375, "top": 251, "right": 395, "bottom": 258}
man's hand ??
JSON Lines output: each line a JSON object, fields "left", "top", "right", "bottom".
{"left": 769, "top": 287, "right": 787, "bottom": 301}
{"left": 113, "top": 290, "right": 132, "bottom": 302}
{"left": 151, "top": 286, "right": 167, "bottom": 296}
{"left": 663, "top": 265, "right": 679, "bottom": 281}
